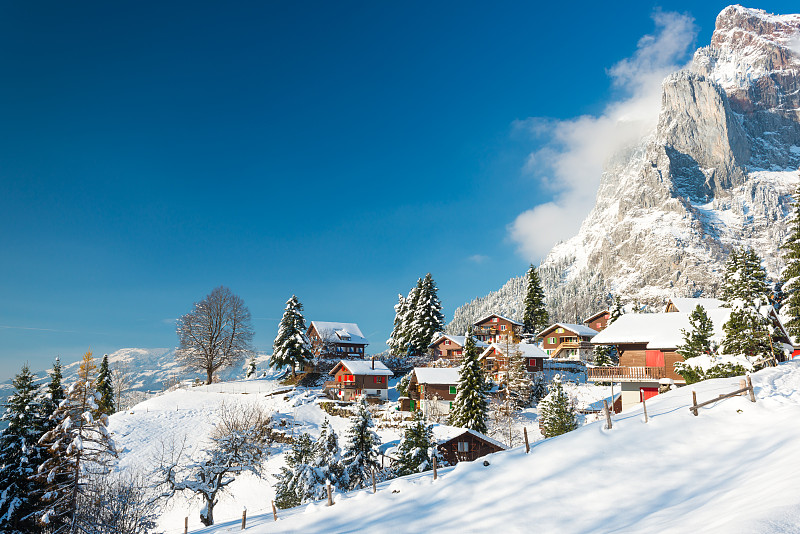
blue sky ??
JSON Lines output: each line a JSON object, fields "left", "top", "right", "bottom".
{"left": 1, "top": 1, "right": 797, "bottom": 381}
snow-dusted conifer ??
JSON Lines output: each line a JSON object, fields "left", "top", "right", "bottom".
{"left": 410, "top": 273, "right": 445, "bottom": 355}
{"left": 592, "top": 345, "right": 617, "bottom": 367}
{"left": 0, "top": 364, "right": 48, "bottom": 533}
{"left": 270, "top": 295, "right": 312, "bottom": 378}
{"left": 245, "top": 355, "right": 257, "bottom": 379}
{"left": 387, "top": 294, "right": 408, "bottom": 357}
{"left": 538, "top": 377, "right": 578, "bottom": 438}
{"left": 609, "top": 296, "right": 624, "bottom": 324}
{"left": 782, "top": 187, "right": 800, "bottom": 339}
{"left": 448, "top": 331, "right": 489, "bottom": 434}
{"left": 96, "top": 354, "right": 114, "bottom": 415}
{"left": 341, "top": 399, "right": 381, "bottom": 490}
{"left": 44, "top": 357, "right": 66, "bottom": 422}
{"left": 506, "top": 350, "right": 533, "bottom": 409}
{"left": 313, "top": 419, "right": 346, "bottom": 492}
{"left": 677, "top": 305, "right": 715, "bottom": 360}
{"left": 522, "top": 265, "right": 548, "bottom": 335}
{"left": 273, "top": 433, "right": 316, "bottom": 509}
{"left": 722, "top": 248, "right": 769, "bottom": 305}
{"left": 721, "top": 303, "right": 777, "bottom": 365}
{"left": 36, "top": 350, "right": 117, "bottom": 532}
{"left": 394, "top": 410, "right": 438, "bottom": 477}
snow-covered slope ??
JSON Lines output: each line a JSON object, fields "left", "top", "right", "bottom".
{"left": 198, "top": 361, "right": 800, "bottom": 533}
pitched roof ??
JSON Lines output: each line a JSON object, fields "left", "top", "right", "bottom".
{"left": 591, "top": 309, "right": 733, "bottom": 349}
{"left": 432, "top": 425, "right": 508, "bottom": 450}
{"left": 584, "top": 310, "right": 610, "bottom": 323}
{"left": 429, "top": 334, "right": 490, "bottom": 349}
{"left": 479, "top": 343, "right": 549, "bottom": 360}
{"left": 666, "top": 298, "right": 725, "bottom": 313}
{"left": 537, "top": 323, "right": 599, "bottom": 338}
{"left": 329, "top": 360, "right": 393, "bottom": 376}
{"left": 473, "top": 313, "right": 523, "bottom": 326}
{"left": 309, "top": 321, "right": 369, "bottom": 345}
{"left": 413, "top": 366, "right": 461, "bottom": 385}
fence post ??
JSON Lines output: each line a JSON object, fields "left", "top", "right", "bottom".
{"left": 271, "top": 500, "right": 278, "bottom": 521}
{"left": 746, "top": 375, "right": 756, "bottom": 403}
{"left": 691, "top": 391, "right": 698, "bottom": 416}
{"left": 372, "top": 469, "right": 377, "bottom": 493}
{"left": 241, "top": 509, "right": 246, "bottom": 530}
{"left": 433, "top": 455, "right": 438, "bottom": 480}
{"left": 184, "top": 516, "right": 188, "bottom": 534}
{"left": 641, "top": 393, "right": 649, "bottom": 423}
{"left": 602, "top": 400, "right": 612, "bottom": 430}
{"left": 524, "top": 427, "right": 530, "bottom": 453}
{"left": 326, "top": 482, "right": 334, "bottom": 506}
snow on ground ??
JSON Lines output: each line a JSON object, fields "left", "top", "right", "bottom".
{"left": 184, "top": 362, "right": 800, "bottom": 534}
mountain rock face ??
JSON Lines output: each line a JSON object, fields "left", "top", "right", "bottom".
{"left": 451, "top": 6, "right": 800, "bottom": 327}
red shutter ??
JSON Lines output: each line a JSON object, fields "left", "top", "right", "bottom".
{"left": 645, "top": 350, "right": 665, "bottom": 367}
{"left": 640, "top": 387, "right": 658, "bottom": 402}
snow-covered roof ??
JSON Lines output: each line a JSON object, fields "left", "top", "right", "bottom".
{"left": 429, "top": 334, "right": 489, "bottom": 349}
{"left": 583, "top": 309, "right": 610, "bottom": 323}
{"left": 666, "top": 298, "right": 725, "bottom": 313}
{"left": 473, "top": 313, "right": 523, "bottom": 326}
{"left": 591, "top": 309, "right": 733, "bottom": 349}
{"left": 330, "top": 360, "right": 393, "bottom": 376}
{"left": 431, "top": 424, "right": 508, "bottom": 450}
{"left": 310, "top": 321, "right": 369, "bottom": 345}
{"left": 479, "top": 343, "right": 549, "bottom": 360}
{"left": 537, "top": 323, "right": 599, "bottom": 338}
{"left": 413, "top": 367, "right": 461, "bottom": 385}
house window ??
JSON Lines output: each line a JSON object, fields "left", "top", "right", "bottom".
{"left": 529, "top": 359, "right": 536, "bottom": 367}
{"left": 556, "top": 328, "right": 564, "bottom": 333}
{"left": 500, "top": 325, "right": 506, "bottom": 331}
{"left": 449, "top": 386, "right": 457, "bottom": 394}
{"left": 373, "top": 376, "right": 383, "bottom": 384}
{"left": 456, "top": 350, "right": 462, "bottom": 356}
{"left": 548, "top": 337, "right": 556, "bottom": 345}
{"left": 445, "top": 340, "right": 450, "bottom": 345}
{"left": 596, "top": 322, "right": 602, "bottom": 329}
{"left": 439, "top": 350, "right": 443, "bottom": 356}
{"left": 449, "top": 401, "right": 453, "bottom": 409}
{"left": 645, "top": 350, "right": 665, "bottom": 367}
{"left": 457, "top": 441, "right": 469, "bottom": 452}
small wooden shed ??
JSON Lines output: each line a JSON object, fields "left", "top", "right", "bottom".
{"left": 436, "top": 428, "right": 507, "bottom": 465}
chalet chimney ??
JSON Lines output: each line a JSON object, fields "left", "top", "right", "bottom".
{"left": 371, "top": 356, "right": 375, "bottom": 370}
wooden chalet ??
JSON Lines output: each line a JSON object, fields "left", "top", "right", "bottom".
{"left": 537, "top": 323, "right": 598, "bottom": 361}
{"left": 583, "top": 310, "right": 611, "bottom": 332}
{"left": 401, "top": 367, "right": 461, "bottom": 416}
{"left": 472, "top": 314, "right": 523, "bottom": 343}
{"left": 429, "top": 334, "right": 489, "bottom": 364}
{"left": 325, "top": 359, "right": 393, "bottom": 402}
{"left": 479, "top": 342, "right": 549, "bottom": 382}
{"left": 308, "top": 321, "right": 369, "bottom": 359}
{"left": 435, "top": 428, "right": 507, "bottom": 465}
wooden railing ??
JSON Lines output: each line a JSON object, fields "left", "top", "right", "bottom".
{"left": 588, "top": 366, "right": 666, "bottom": 381}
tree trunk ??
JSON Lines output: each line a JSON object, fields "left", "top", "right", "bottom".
{"left": 206, "top": 369, "right": 213, "bottom": 385}
{"left": 200, "top": 494, "right": 214, "bottom": 526}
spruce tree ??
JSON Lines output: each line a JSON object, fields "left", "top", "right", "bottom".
{"left": 44, "top": 357, "right": 66, "bottom": 421}
{"left": 609, "top": 296, "right": 624, "bottom": 324}
{"left": 387, "top": 294, "right": 408, "bottom": 357}
{"left": 410, "top": 273, "right": 445, "bottom": 355}
{"left": 96, "top": 354, "right": 114, "bottom": 415}
{"left": 592, "top": 345, "right": 617, "bottom": 367}
{"left": 506, "top": 350, "right": 533, "bottom": 409}
{"left": 341, "top": 399, "right": 381, "bottom": 491}
{"left": 781, "top": 186, "right": 800, "bottom": 339}
{"left": 394, "top": 410, "right": 437, "bottom": 477}
{"left": 313, "top": 419, "right": 346, "bottom": 491}
{"left": 522, "top": 265, "right": 548, "bottom": 335}
{"left": 676, "top": 305, "right": 716, "bottom": 359}
{"left": 245, "top": 355, "right": 257, "bottom": 378}
{"left": 538, "top": 377, "right": 578, "bottom": 438}
{"left": 270, "top": 295, "right": 312, "bottom": 378}
{"left": 722, "top": 248, "right": 769, "bottom": 305}
{"left": 36, "top": 350, "right": 117, "bottom": 532}
{"left": 273, "top": 433, "right": 316, "bottom": 509}
{"left": 0, "top": 364, "right": 49, "bottom": 533}
{"left": 448, "top": 331, "right": 489, "bottom": 434}
{"left": 721, "top": 305, "right": 777, "bottom": 364}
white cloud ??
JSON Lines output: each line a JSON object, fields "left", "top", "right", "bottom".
{"left": 509, "top": 10, "right": 698, "bottom": 262}
{"left": 468, "top": 254, "right": 489, "bottom": 264}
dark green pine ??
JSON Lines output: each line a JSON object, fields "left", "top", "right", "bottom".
{"left": 677, "top": 305, "right": 715, "bottom": 359}
{"left": 96, "top": 354, "right": 115, "bottom": 415}
{"left": 782, "top": 187, "right": 800, "bottom": 339}
{"left": 522, "top": 265, "right": 549, "bottom": 335}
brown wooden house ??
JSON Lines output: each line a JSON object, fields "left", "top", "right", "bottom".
{"left": 402, "top": 367, "right": 461, "bottom": 416}
{"left": 436, "top": 428, "right": 507, "bottom": 465}
{"left": 308, "top": 321, "right": 369, "bottom": 359}
{"left": 429, "top": 334, "right": 489, "bottom": 364}
{"left": 479, "top": 342, "right": 549, "bottom": 382}
{"left": 583, "top": 310, "right": 611, "bottom": 332}
{"left": 325, "top": 359, "right": 393, "bottom": 402}
{"left": 537, "top": 323, "right": 598, "bottom": 361}
{"left": 472, "top": 314, "right": 523, "bottom": 343}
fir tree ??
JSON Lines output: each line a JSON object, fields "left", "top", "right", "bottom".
{"left": 387, "top": 294, "right": 408, "bottom": 357}
{"left": 313, "top": 419, "right": 346, "bottom": 491}
{"left": 448, "top": 331, "right": 489, "bottom": 434}
{"left": 273, "top": 433, "right": 316, "bottom": 509}
{"left": 36, "top": 350, "right": 118, "bottom": 532}
{"left": 592, "top": 345, "right": 617, "bottom": 367}
{"left": 0, "top": 364, "right": 48, "bottom": 534}
{"left": 245, "top": 355, "right": 257, "bottom": 379}
{"left": 506, "top": 350, "right": 533, "bottom": 409}
{"left": 270, "top": 295, "right": 312, "bottom": 378}
{"left": 769, "top": 281, "right": 786, "bottom": 312}
{"left": 609, "top": 296, "right": 624, "bottom": 324}
{"left": 96, "top": 354, "right": 114, "bottom": 415}
{"left": 341, "top": 399, "right": 381, "bottom": 491}
{"left": 781, "top": 186, "right": 800, "bottom": 339}
{"left": 522, "top": 265, "right": 548, "bottom": 335}
{"left": 402, "top": 280, "right": 423, "bottom": 356}
{"left": 44, "top": 357, "right": 66, "bottom": 422}
{"left": 410, "top": 273, "right": 445, "bottom": 355}
{"left": 676, "top": 305, "right": 716, "bottom": 359}
{"left": 394, "top": 410, "right": 437, "bottom": 477}
{"left": 721, "top": 304, "right": 777, "bottom": 364}
{"left": 538, "top": 377, "right": 578, "bottom": 438}
{"left": 722, "top": 248, "right": 769, "bottom": 305}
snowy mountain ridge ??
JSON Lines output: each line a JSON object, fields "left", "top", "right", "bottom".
{"left": 451, "top": 5, "right": 800, "bottom": 327}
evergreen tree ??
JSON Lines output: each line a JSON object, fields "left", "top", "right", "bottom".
{"left": 96, "top": 354, "right": 114, "bottom": 415}
{"left": 609, "top": 296, "right": 624, "bottom": 324}
{"left": 781, "top": 186, "right": 800, "bottom": 338}
{"left": 0, "top": 364, "right": 49, "bottom": 533}
{"left": 769, "top": 281, "right": 786, "bottom": 312}
{"left": 245, "top": 355, "right": 257, "bottom": 379}
{"left": 522, "top": 265, "right": 548, "bottom": 335}
{"left": 538, "top": 377, "right": 578, "bottom": 438}
{"left": 313, "top": 419, "right": 346, "bottom": 491}
{"left": 448, "top": 331, "right": 489, "bottom": 434}
{"left": 722, "top": 248, "right": 769, "bottom": 305}
{"left": 410, "top": 273, "right": 445, "bottom": 355}
{"left": 721, "top": 304, "right": 777, "bottom": 364}
{"left": 506, "top": 351, "right": 533, "bottom": 409}
{"left": 394, "top": 410, "right": 437, "bottom": 477}
{"left": 36, "top": 350, "right": 117, "bottom": 532}
{"left": 387, "top": 294, "right": 408, "bottom": 357}
{"left": 396, "top": 370, "right": 413, "bottom": 398}
{"left": 592, "top": 345, "right": 617, "bottom": 367}
{"left": 402, "top": 280, "right": 423, "bottom": 356}
{"left": 273, "top": 434, "right": 316, "bottom": 509}
{"left": 676, "top": 305, "right": 716, "bottom": 359}
{"left": 341, "top": 399, "right": 381, "bottom": 491}
{"left": 44, "top": 357, "right": 66, "bottom": 422}
{"left": 270, "top": 295, "right": 312, "bottom": 378}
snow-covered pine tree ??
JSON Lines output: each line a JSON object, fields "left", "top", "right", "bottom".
{"left": 538, "top": 377, "right": 578, "bottom": 438}
{"left": 387, "top": 293, "right": 408, "bottom": 357}
{"left": 722, "top": 248, "right": 770, "bottom": 305}
{"left": 448, "top": 331, "right": 489, "bottom": 434}
{"left": 676, "top": 305, "right": 715, "bottom": 359}
{"left": 313, "top": 419, "right": 346, "bottom": 493}
{"left": 36, "top": 350, "right": 117, "bottom": 532}
{"left": 0, "top": 364, "right": 49, "bottom": 534}
{"left": 96, "top": 354, "right": 114, "bottom": 415}
{"left": 782, "top": 187, "right": 800, "bottom": 339}
{"left": 522, "top": 264, "right": 548, "bottom": 336}
{"left": 270, "top": 295, "right": 312, "bottom": 378}
{"left": 506, "top": 349, "right": 533, "bottom": 409}
{"left": 43, "top": 357, "right": 66, "bottom": 423}
{"left": 609, "top": 296, "right": 624, "bottom": 324}
{"left": 245, "top": 355, "right": 257, "bottom": 379}
{"left": 341, "top": 399, "right": 381, "bottom": 491}
{"left": 273, "top": 433, "right": 317, "bottom": 509}
{"left": 721, "top": 304, "right": 778, "bottom": 366}
{"left": 410, "top": 273, "right": 445, "bottom": 355}
{"left": 394, "top": 410, "right": 438, "bottom": 477}
{"left": 396, "top": 370, "right": 413, "bottom": 398}
{"left": 592, "top": 345, "right": 617, "bottom": 367}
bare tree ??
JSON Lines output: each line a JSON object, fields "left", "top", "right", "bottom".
{"left": 176, "top": 286, "right": 255, "bottom": 384}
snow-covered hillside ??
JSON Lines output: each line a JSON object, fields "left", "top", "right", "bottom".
{"left": 190, "top": 361, "right": 800, "bottom": 534}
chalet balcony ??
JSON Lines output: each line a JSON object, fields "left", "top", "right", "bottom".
{"left": 587, "top": 366, "right": 666, "bottom": 382}
{"left": 473, "top": 326, "right": 498, "bottom": 336}
{"left": 324, "top": 380, "right": 357, "bottom": 390}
